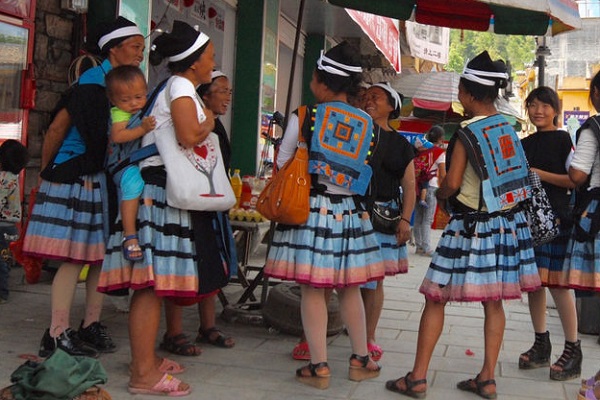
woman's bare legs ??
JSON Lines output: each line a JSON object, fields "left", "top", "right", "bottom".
{"left": 129, "top": 289, "right": 189, "bottom": 392}
{"left": 300, "top": 285, "right": 328, "bottom": 364}
{"left": 361, "top": 280, "right": 384, "bottom": 346}
{"left": 390, "top": 299, "right": 446, "bottom": 393}
{"left": 162, "top": 300, "right": 202, "bottom": 356}
{"left": 49, "top": 263, "right": 82, "bottom": 336}
{"left": 82, "top": 265, "right": 105, "bottom": 327}
{"left": 478, "top": 300, "right": 505, "bottom": 395}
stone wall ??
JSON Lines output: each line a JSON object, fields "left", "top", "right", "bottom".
{"left": 26, "top": 0, "right": 75, "bottom": 191}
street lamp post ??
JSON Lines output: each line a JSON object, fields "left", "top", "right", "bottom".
{"left": 535, "top": 36, "right": 551, "bottom": 87}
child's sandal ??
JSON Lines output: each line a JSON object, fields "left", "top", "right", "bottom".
{"left": 348, "top": 353, "right": 381, "bottom": 382}
{"left": 122, "top": 234, "right": 143, "bottom": 261}
{"left": 295, "top": 362, "right": 330, "bottom": 390}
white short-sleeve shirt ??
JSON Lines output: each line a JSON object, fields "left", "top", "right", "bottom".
{"left": 141, "top": 76, "right": 206, "bottom": 168}
{"left": 570, "top": 125, "right": 600, "bottom": 189}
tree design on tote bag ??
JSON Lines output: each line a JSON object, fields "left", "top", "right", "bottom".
{"left": 181, "top": 136, "right": 224, "bottom": 197}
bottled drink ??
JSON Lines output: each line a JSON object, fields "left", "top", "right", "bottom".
{"left": 230, "top": 169, "right": 243, "bottom": 208}
{"left": 240, "top": 175, "right": 253, "bottom": 209}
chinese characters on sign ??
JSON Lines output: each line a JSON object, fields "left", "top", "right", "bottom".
{"left": 406, "top": 21, "right": 450, "bottom": 65}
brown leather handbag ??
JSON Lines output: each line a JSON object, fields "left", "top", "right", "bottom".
{"left": 256, "top": 107, "right": 310, "bottom": 225}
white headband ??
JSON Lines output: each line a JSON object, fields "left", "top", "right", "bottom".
{"left": 461, "top": 65, "right": 508, "bottom": 87}
{"left": 371, "top": 82, "right": 402, "bottom": 110}
{"left": 211, "top": 70, "right": 226, "bottom": 80}
{"left": 98, "top": 26, "right": 142, "bottom": 51}
{"left": 316, "top": 50, "right": 362, "bottom": 77}
{"left": 168, "top": 32, "right": 210, "bottom": 62}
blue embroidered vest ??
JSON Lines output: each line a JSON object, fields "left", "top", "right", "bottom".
{"left": 307, "top": 102, "right": 373, "bottom": 195}
{"left": 458, "top": 114, "right": 530, "bottom": 212}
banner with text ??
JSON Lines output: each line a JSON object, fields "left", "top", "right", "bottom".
{"left": 406, "top": 21, "right": 450, "bottom": 65}
{"left": 345, "top": 9, "right": 400, "bottom": 73}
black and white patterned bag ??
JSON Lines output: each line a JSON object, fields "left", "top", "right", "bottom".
{"left": 522, "top": 169, "right": 560, "bottom": 246}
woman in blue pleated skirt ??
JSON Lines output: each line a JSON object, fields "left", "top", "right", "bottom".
{"left": 265, "top": 41, "right": 384, "bottom": 389}
{"left": 564, "top": 70, "right": 600, "bottom": 398}
{"left": 386, "top": 51, "right": 541, "bottom": 399}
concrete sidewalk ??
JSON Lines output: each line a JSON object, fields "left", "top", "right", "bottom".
{"left": 0, "top": 229, "right": 598, "bottom": 399}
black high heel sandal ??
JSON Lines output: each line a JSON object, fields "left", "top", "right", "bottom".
{"left": 550, "top": 340, "right": 582, "bottom": 381}
{"left": 519, "top": 331, "right": 551, "bottom": 369}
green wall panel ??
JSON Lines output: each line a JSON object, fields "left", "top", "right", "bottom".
{"left": 231, "top": 0, "right": 264, "bottom": 175}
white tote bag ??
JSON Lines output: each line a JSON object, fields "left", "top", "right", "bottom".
{"left": 153, "top": 78, "right": 235, "bottom": 211}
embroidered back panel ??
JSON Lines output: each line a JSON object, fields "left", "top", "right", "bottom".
{"left": 459, "top": 114, "right": 530, "bottom": 212}
{"left": 309, "top": 102, "right": 373, "bottom": 195}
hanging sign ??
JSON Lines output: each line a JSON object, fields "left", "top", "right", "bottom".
{"left": 345, "top": 9, "right": 400, "bottom": 73}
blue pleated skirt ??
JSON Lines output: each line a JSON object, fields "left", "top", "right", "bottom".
{"left": 265, "top": 193, "right": 385, "bottom": 288}
{"left": 99, "top": 178, "right": 199, "bottom": 296}
{"left": 374, "top": 231, "right": 408, "bottom": 276}
{"left": 534, "top": 223, "right": 571, "bottom": 288}
{"left": 419, "top": 207, "right": 541, "bottom": 302}
{"left": 563, "top": 199, "right": 600, "bottom": 292}
{"left": 23, "top": 174, "right": 107, "bottom": 265}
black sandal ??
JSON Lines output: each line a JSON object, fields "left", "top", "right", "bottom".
{"left": 519, "top": 330, "right": 551, "bottom": 369}
{"left": 196, "top": 327, "right": 235, "bottom": 348}
{"left": 457, "top": 374, "right": 497, "bottom": 399}
{"left": 159, "top": 333, "right": 202, "bottom": 357}
{"left": 296, "top": 362, "right": 330, "bottom": 390}
{"left": 348, "top": 354, "right": 381, "bottom": 382}
{"left": 385, "top": 372, "right": 427, "bottom": 399}
{"left": 550, "top": 340, "right": 582, "bottom": 381}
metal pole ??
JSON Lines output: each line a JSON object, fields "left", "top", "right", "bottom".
{"left": 283, "top": 0, "right": 306, "bottom": 130}
{"left": 537, "top": 36, "right": 546, "bottom": 87}
{"left": 259, "top": 0, "right": 306, "bottom": 306}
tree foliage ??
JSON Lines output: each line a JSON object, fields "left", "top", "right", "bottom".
{"left": 446, "top": 30, "right": 536, "bottom": 77}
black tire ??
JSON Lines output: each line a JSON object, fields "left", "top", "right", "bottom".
{"left": 262, "top": 283, "right": 343, "bottom": 336}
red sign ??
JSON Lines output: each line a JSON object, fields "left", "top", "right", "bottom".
{"left": 345, "top": 9, "right": 400, "bottom": 73}
{"left": 0, "top": 0, "right": 32, "bottom": 18}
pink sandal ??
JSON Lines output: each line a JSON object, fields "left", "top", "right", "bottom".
{"left": 159, "top": 358, "right": 185, "bottom": 374}
{"left": 368, "top": 342, "right": 383, "bottom": 362}
{"left": 292, "top": 341, "right": 310, "bottom": 360}
{"left": 128, "top": 373, "right": 191, "bottom": 397}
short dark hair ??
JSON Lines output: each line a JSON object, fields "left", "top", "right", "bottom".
{"left": 105, "top": 65, "right": 146, "bottom": 98}
{"left": 459, "top": 78, "right": 500, "bottom": 104}
{"left": 426, "top": 125, "right": 445, "bottom": 143}
{"left": 0, "top": 140, "right": 29, "bottom": 174}
{"left": 525, "top": 86, "right": 560, "bottom": 126}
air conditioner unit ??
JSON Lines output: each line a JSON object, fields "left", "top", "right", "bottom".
{"left": 61, "top": 0, "right": 88, "bottom": 14}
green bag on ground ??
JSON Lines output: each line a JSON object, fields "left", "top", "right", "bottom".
{"left": 8, "top": 349, "right": 107, "bottom": 400}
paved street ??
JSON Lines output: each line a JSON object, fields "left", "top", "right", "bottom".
{"left": 0, "top": 229, "right": 598, "bottom": 399}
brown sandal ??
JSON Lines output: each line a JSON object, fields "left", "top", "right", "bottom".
{"left": 385, "top": 372, "right": 427, "bottom": 399}
{"left": 457, "top": 374, "right": 497, "bottom": 399}
{"left": 159, "top": 333, "right": 202, "bottom": 357}
{"left": 348, "top": 354, "right": 381, "bottom": 382}
{"left": 196, "top": 327, "right": 235, "bottom": 348}
{"left": 296, "top": 362, "right": 330, "bottom": 390}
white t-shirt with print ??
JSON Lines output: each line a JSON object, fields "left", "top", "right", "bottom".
{"left": 141, "top": 76, "right": 207, "bottom": 169}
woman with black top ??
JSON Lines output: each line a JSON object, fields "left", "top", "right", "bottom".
{"left": 361, "top": 82, "right": 415, "bottom": 361}
{"left": 519, "top": 86, "right": 581, "bottom": 381}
